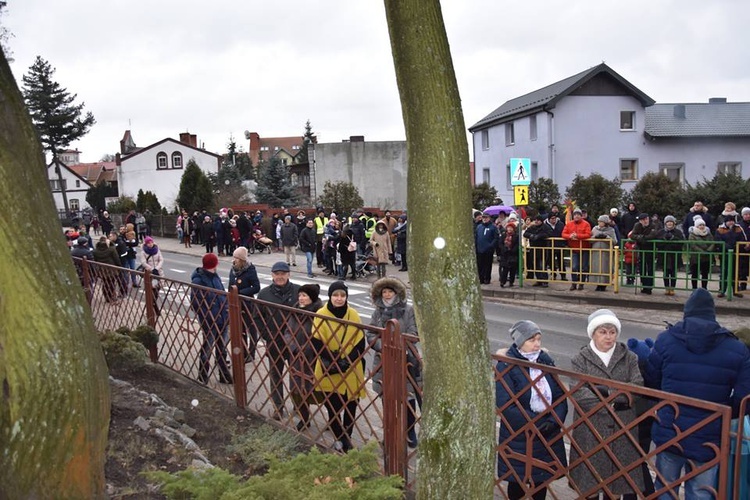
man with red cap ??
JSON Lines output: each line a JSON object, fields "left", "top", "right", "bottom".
{"left": 191, "top": 253, "right": 232, "bottom": 385}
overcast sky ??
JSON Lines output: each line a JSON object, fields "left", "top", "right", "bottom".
{"left": 5, "top": 0, "right": 749, "bottom": 163}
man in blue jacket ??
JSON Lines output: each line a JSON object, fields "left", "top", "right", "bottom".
{"left": 645, "top": 288, "right": 750, "bottom": 499}
{"left": 475, "top": 211, "right": 499, "bottom": 285}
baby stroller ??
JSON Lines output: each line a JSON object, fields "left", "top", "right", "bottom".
{"left": 355, "top": 248, "right": 378, "bottom": 278}
{"left": 249, "top": 230, "right": 273, "bottom": 254}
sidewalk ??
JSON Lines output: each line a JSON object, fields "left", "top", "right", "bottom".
{"left": 147, "top": 234, "right": 750, "bottom": 318}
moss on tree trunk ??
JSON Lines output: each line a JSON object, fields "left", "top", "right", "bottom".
{"left": 384, "top": 1, "right": 495, "bottom": 498}
{"left": 0, "top": 52, "right": 110, "bottom": 497}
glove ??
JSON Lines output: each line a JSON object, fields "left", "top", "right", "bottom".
{"left": 594, "top": 385, "right": 609, "bottom": 397}
{"left": 537, "top": 421, "right": 558, "bottom": 437}
{"left": 613, "top": 402, "right": 631, "bottom": 412}
{"left": 595, "top": 234, "right": 606, "bottom": 239}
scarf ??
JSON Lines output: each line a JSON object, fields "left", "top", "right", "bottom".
{"left": 143, "top": 244, "right": 159, "bottom": 256}
{"left": 504, "top": 231, "right": 515, "bottom": 249}
{"left": 589, "top": 339, "right": 616, "bottom": 367}
{"left": 518, "top": 349, "right": 552, "bottom": 412}
{"left": 692, "top": 225, "right": 709, "bottom": 237}
{"left": 326, "top": 300, "right": 348, "bottom": 319}
{"left": 232, "top": 262, "right": 249, "bottom": 274}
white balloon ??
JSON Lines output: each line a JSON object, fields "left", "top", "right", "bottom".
{"left": 191, "top": 399, "right": 199, "bottom": 407}
{"left": 433, "top": 237, "right": 446, "bottom": 249}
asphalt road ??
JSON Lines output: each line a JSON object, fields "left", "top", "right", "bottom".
{"left": 158, "top": 249, "right": 663, "bottom": 371}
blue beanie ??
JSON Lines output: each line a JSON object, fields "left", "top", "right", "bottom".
{"left": 684, "top": 288, "right": 716, "bottom": 321}
{"left": 627, "top": 338, "right": 654, "bottom": 362}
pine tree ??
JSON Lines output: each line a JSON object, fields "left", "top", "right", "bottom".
{"left": 255, "top": 157, "right": 299, "bottom": 208}
{"left": 176, "top": 159, "right": 214, "bottom": 212}
{"left": 223, "top": 134, "right": 254, "bottom": 180}
{"left": 22, "top": 56, "right": 96, "bottom": 214}
{"left": 296, "top": 119, "right": 314, "bottom": 164}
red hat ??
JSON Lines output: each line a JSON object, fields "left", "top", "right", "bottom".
{"left": 202, "top": 253, "right": 219, "bottom": 270}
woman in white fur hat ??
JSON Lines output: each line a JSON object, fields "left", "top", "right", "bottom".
{"left": 569, "top": 309, "right": 649, "bottom": 498}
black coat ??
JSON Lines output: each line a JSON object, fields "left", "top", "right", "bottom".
{"left": 298, "top": 226, "right": 317, "bottom": 253}
{"left": 523, "top": 222, "right": 552, "bottom": 248}
{"left": 496, "top": 345, "right": 568, "bottom": 484}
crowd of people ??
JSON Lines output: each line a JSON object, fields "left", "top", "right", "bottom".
{"left": 476, "top": 199, "right": 750, "bottom": 297}
{"left": 496, "top": 290, "right": 750, "bottom": 499}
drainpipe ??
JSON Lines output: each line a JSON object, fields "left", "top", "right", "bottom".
{"left": 545, "top": 109, "right": 555, "bottom": 182}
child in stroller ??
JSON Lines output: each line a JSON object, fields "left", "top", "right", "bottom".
{"left": 355, "top": 246, "right": 378, "bottom": 278}
{"left": 249, "top": 229, "right": 273, "bottom": 254}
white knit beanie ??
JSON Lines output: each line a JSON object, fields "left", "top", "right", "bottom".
{"left": 587, "top": 309, "right": 621, "bottom": 338}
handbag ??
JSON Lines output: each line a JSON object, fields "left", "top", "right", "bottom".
{"left": 347, "top": 238, "right": 357, "bottom": 253}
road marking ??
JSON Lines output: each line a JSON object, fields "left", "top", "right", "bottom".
{"left": 169, "top": 269, "right": 187, "bottom": 273}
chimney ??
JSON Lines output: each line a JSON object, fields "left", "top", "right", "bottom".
{"left": 350, "top": 135, "right": 365, "bottom": 142}
{"left": 709, "top": 97, "right": 727, "bottom": 104}
{"left": 190, "top": 134, "right": 198, "bottom": 147}
{"left": 249, "top": 132, "right": 260, "bottom": 151}
{"left": 673, "top": 104, "right": 686, "bottom": 119}
{"left": 179, "top": 132, "right": 191, "bottom": 144}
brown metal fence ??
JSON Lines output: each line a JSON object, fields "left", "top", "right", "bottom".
{"left": 76, "top": 256, "right": 748, "bottom": 496}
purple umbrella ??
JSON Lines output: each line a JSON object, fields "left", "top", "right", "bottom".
{"left": 483, "top": 205, "right": 515, "bottom": 216}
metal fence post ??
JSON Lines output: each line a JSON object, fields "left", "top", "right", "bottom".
{"left": 81, "top": 257, "right": 93, "bottom": 304}
{"left": 143, "top": 270, "right": 159, "bottom": 362}
{"left": 381, "top": 319, "right": 407, "bottom": 479}
{"left": 228, "top": 286, "right": 248, "bottom": 409}
{"left": 728, "top": 249, "right": 735, "bottom": 301}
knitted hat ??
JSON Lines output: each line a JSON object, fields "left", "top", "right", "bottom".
{"left": 610, "top": 208, "right": 619, "bottom": 215}
{"left": 684, "top": 288, "right": 715, "bottom": 321}
{"left": 663, "top": 215, "right": 676, "bottom": 224}
{"left": 328, "top": 280, "right": 348, "bottom": 297}
{"left": 573, "top": 208, "right": 582, "bottom": 215}
{"left": 694, "top": 217, "right": 706, "bottom": 227}
{"left": 509, "top": 320, "right": 541, "bottom": 347}
{"left": 299, "top": 283, "right": 320, "bottom": 303}
{"left": 626, "top": 338, "right": 654, "bottom": 362}
{"left": 233, "top": 246, "right": 248, "bottom": 262}
{"left": 144, "top": 236, "right": 154, "bottom": 245}
{"left": 202, "top": 253, "right": 219, "bottom": 270}
{"left": 598, "top": 215, "right": 610, "bottom": 223}
{"left": 587, "top": 309, "right": 621, "bottom": 338}
{"left": 742, "top": 207, "right": 750, "bottom": 216}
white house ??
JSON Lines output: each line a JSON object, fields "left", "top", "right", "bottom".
{"left": 116, "top": 131, "right": 222, "bottom": 210}
{"left": 47, "top": 160, "right": 94, "bottom": 214}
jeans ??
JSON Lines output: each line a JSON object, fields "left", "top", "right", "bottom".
{"left": 654, "top": 450, "right": 718, "bottom": 500}
{"left": 571, "top": 249, "right": 589, "bottom": 283}
{"left": 198, "top": 323, "right": 231, "bottom": 382}
{"left": 124, "top": 257, "right": 138, "bottom": 284}
{"left": 305, "top": 251, "right": 314, "bottom": 276}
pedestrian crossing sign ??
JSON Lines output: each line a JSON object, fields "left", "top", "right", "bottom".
{"left": 514, "top": 185, "right": 529, "bottom": 206}
{"left": 510, "top": 158, "right": 531, "bottom": 186}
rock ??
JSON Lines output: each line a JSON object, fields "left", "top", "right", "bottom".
{"left": 173, "top": 409, "right": 186, "bottom": 422}
{"left": 190, "top": 459, "right": 213, "bottom": 470}
{"left": 180, "top": 424, "right": 197, "bottom": 438}
{"left": 133, "top": 416, "right": 150, "bottom": 431}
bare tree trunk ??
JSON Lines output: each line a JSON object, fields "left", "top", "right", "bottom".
{"left": 0, "top": 51, "right": 109, "bottom": 497}
{"left": 384, "top": 1, "right": 495, "bottom": 498}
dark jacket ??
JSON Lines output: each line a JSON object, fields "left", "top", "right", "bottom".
{"left": 257, "top": 281, "right": 301, "bottom": 344}
{"left": 475, "top": 221, "right": 499, "bottom": 254}
{"left": 630, "top": 221, "right": 659, "bottom": 250}
{"left": 393, "top": 221, "right": 407, "bottom": 255}
{"left": 286, "top": 298, "right": 324, "bottom": 396}
{"left": 496, "top": 345, "right": 568, "bottom": 483}
{"left": 237, "top": 214, "right": 252, "bottom": 241}
{"left": 523, "top": 221, "right": 552, "bottom": 248}
{"left": 279, "top": 222, "right": 299, "bottom": 247}
{"left": 349, "top": 219, "right": 366, "bottom": 245}
{"left": 92, "top": 242, "right": 121, "bottom": 268}
{"left": 498, "top": 229, "right": 520, "bottom": 265}
{"left": 683, "top": 209, "right": 714, "bottom": 236}
{"left": 190, "top": 267, "right": 228, "bottom": 330}
{"left": 298, "top": 226, "right": 317, "bottom": 253}
{"left": 201, "top": 220, "right": 215, "bottom": 244}
{"left": 620, "top": 207, "right": 639, "bottom": 236}
{"left": 715, "top": 223, "right": 748, "bottom": 252}
{"left": 645, "top": 288, "right": 750, "bottom": 462}
{"left": 228, "top": 263, "right": 260, "bottom": 298}
{"left": 656, "top": 225, "right": 685, "bottom": 253}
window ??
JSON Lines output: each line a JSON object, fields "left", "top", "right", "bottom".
{"left": 290, "top": 173, "right": 298, "bottom": 186}
{"left": 718, "top": 162, "right": 741, "bottom": 175}
{"left": 49, "top": 179, "right": 67, "bottom": 191}
{"left": 292, "top": 145, "right": 300, "bottom": 150}
{"left": 274, "top": 146, "right": 279, "bottom": 151}
{"left": 619, "top": 159, "right": 638, "bottom": 181}
{"left": 505, "top": 123, "right": 515, "bottom": 146}
{"left": 156, "top": 152, "right": 168, "bottom": 169}
{"left": 281, "top": 158, "right": 288, "bottom": 166}
{"left": 172, "top": 152, "right": 183, "bottom": 169}
{"left": 529, "top": 115, "right": 538, "bottom": 141}
{"left": 70, "top": 199, "right": 79, "bottom": 211}
{"left": 482, "top": 168, "right": 490, "bottom": 184}
{"left": 506, "top": 163, "right": 512, "bottom": 190}
{"left": 301, "top": 174, "right": 310, "bottom": 187}
{"left": 260, "top": 146, "right": 269, "bottom": 152}
{"left": 481, "top": 130, "right": 489, "bottom": 150}
{"left": 531, "top": 161, "right": 538, "bottom": 182}
{"left": 620, "top": 111, "right": 635, "bottom": 130}
{"left": 660, "top": 163, "right": 685, "bottom": 183}
{"left": 75, "top": 180, "right": 81, "bottom": 188}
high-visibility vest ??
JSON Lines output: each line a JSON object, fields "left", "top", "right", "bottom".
{"left": 365, "top": 217, "right": 377, "bottom": 238}
{"left": 315, "top": 217, "right": 328, "bottom": 235}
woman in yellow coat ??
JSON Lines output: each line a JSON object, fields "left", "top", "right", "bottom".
{"left": 312, "top": 280, "right": 366, "bottom": 452}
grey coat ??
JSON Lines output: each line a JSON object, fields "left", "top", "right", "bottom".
{"left": 589, "top": 225, "right": 616, "bottom": 284}
{"left": 569, "top": 343, "right": 646, "bottom": 496}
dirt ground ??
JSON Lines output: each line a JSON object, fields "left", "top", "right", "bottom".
{"left": 105, "top": 363, "right": 305, "bottom": 499}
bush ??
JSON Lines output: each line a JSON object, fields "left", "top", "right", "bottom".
{"left": 130, "top": 325, "right": 159, "bottom": 351}
{"left": 227, "top": 424, "right": 302, "bottom": 473}
{"left": 107, "top": 196, "right": 137, "bottom": 214}
{"left": 146, "top": 442, "right": 403, "bottom": 499}
{"left": 99, "top": 330, "right": 147, "bottom": 371}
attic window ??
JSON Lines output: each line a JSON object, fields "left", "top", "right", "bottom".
{"left": 620, "top": 111, "right": 635, "bottom": 131}
{"left": 156, "top": 152, "right": 168, "bottom": 169}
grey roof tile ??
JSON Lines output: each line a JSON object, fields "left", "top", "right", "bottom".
{"left": 645, "top": 102, "right": 750, "bottom": 137}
